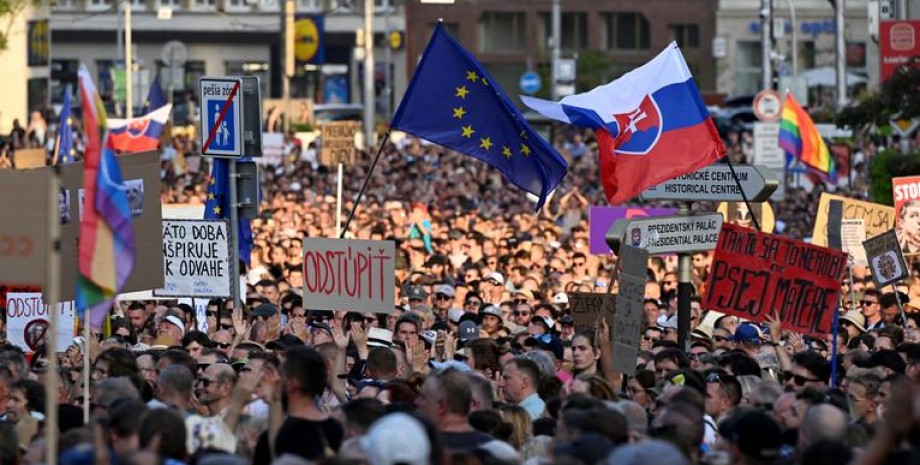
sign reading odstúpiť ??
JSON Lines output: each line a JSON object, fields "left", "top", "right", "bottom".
{"left": 302, "top": 239, "right": 395, "bottom": 313}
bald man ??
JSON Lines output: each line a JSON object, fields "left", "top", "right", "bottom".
{"left": 195, "top": 363, "right": 237, "bottom": 417}
{"left": 797, "top": 404, "right": 848, "bottom": 455}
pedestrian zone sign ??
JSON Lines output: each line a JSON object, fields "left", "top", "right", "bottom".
{"left": 199, "top": 77, "right": 243, "bottom": 157}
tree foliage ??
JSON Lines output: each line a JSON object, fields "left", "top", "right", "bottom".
{"left": 0, "top": 0, "right": 40, "bottom": 51}
{"left": 837, "top": 58, "right": 920, "bottom": 133}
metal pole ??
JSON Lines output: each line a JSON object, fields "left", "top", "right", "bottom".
{"left": 336, "top": 162, "right": 343, "bottom": 237}
{"left": 893, "top": 285, "right": 912, "bottom": 340}
{"left": 83, "top": 309, "right": 90, "bottom": 423}
{"left": 363, "top": 0, "right": 375, "bottom": 147}
{"left": 283, "top": 0, "right": 294, "bottom": 134}
{"left": 761, "top": 0, "right": 772, "bottom": 90}
{"left": 229, "top": 160, "right": 241, "bottom": 311}
{"left": 786, "top": 0, "right": 797, "bottom": 79}
{"left": 551, "top": 0, "right": 561, "bottom": 101}
{"left": 897, "top": 0, "right": 907, "bottom": 19}
{"left": 677, "top": 202, "right": 693, "bottom": 352}
{"left": 835, "top": 0, "right": 847, "bottom": 110}
{"left": 383, "top": 4, "right": 392, "bottom": 120}
{"left": 44, "top": 166, "right": 61, "bottom": 465}
{"left": 125, "top": 0, "right": 133, "bottom": 118}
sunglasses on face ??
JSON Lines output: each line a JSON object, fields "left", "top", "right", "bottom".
{"left": 220, "top": 324, "right": 234, "bottom": 331}
{"left": 861, "top": 300, "right": 878, "bottom": 306}
{"left": 512, "top": 299, "right": 527, "bottom": 304}
{"left": 712, "top": 336, "right": 729, "bottom": 342}
{"left": 435, "top": 294, "right": 452, "bottom": 301}
{"left": 783, "top": 371, "right": 820, "bottom": 386}
{"left": 215, "top": 342, "right": 231, "bottom": 349}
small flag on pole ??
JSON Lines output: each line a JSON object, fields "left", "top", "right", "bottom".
{"left": 55, "top": 86, "right": 74, "bottom": 165}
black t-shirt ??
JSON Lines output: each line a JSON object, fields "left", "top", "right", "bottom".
{"left": 441, "top": 430, "right": 495, "bottom": 452}
{"left": 252, "top": 417, "right": 344, "bottom": 465}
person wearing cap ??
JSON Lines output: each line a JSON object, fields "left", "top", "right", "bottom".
{"left": 361, "top": 412, "right": 433, "bottom": 465}
{"left": 731, "top": 323, "right": 763, "bottom": 359}
{"left": 157, "top": 314, "right": 186, "bottom": 346}
{"left": 839, "top": 310, "right": 867, "bottom": 338}
{"left": 717, "top": 409, "right": 783, "bottom": 465}
{"left": 559, "top": 315, "right": 575, "bottom": 342}
{"left": 659, "top": 314, "right": 678, "bottom": 343}
{"left": 479, "top": 305, "right": 503, "bottom": 339}
{"left": 432, "top": 284, "right": 456, "bottom": 320}
{"left": 406, "top": 286, "right": 430, "bottom": 311}
{"left": 482, "top": 272, "right": 505, "bottom": 305}
{"left": 529, "top": 315, "right": 555, "bottom": 336}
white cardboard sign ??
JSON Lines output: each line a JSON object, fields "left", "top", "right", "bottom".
{"left": 6, "top": 293, "right": 75, "bottom": 352}
{"left": 156, "top": 219, "right": 231, "bottom": 297}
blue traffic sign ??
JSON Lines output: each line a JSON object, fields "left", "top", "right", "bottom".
{"left": 199, "top": 77, "right": 243, "bottom": 157}
{"left": 205, "top": 100, "right": 236, "bottom": 152}
{"left": 520, "top": 72, "right": 541, "bottom": 95}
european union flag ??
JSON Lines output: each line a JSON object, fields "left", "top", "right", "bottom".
{"left": 142, "top": 78, "right": 167, "bottom": 115}
{"left": 390, "top": 23, "right": 568, "bottom": 209}
{"left": 205, "top": 158, "right": 253, "bottom": 266}
{"left": 56, "top": 86, "right": 74, "bottom": 165}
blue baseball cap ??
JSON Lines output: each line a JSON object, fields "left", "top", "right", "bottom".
{"left": 731, "top": 322, "right": 762, "bottom": 344}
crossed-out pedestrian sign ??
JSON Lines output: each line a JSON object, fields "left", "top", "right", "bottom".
{"left": 199, "top": 77, "right": 243, "bottom": 157}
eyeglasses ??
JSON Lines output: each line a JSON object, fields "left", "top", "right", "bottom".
{"left": 712, "top": 336, "right": 729, "bottom": 342}
{"left": 435, "top": 294, "right": 452, "bottom": 301}
{"left": 783, "top": 371, "right": 821, "bottom": 386}
{"left": 861, "top": 300, "right": 878, "bottom": 306}
{"left": 512, "top": 299, "right": 528, "bottom": 304}
{"left": 197, "top": 378, "right": 218, "bottom": 387}
{"left": 220, "top": 324, "right": 234, "bottom": 330}
{"left": 573, "top": 262, "right": 586, "bottom": 267}
{"left": 215, "top": 342, "right": 231, "bottom": 349}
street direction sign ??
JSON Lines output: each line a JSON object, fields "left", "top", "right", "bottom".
{"left": 520, "top": 71, "right": 541, "bottom": 95}
{"left": 606, "top": 214, "right": 723, "bottom": 255}
{"left": 641, "top": 164, "right": 778, "bottom": 203}
{"left": 199, "top": 77, "right": 243, "bottom": 158}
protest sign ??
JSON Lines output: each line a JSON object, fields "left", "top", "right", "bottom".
{"left": 258, "top": 132, "right": 285, "bottom": 166}
{"left": 893, "top": 176, "right": 920, "bottom": 255}
{"left": 842, "top": 219, "right": 868, "bottom": 265}
{"left": 569, "top": 292, "right": 615, "bottom": 336}
{"left": 588, "top": 206, "right": 676, "bottom": 254}
{"left": 6, "top": 292, "right": 75, "bottom": 352}
{"left": 59, "top": 151, "right": 164, "bottom": 300}
{"left": 320, "top": 121, "right": 361, "bottom": 166}
{"left": 14, "top": 148, "right": 46, "bottom": 169}
{"left": 302, "top": 239, "right": 395, "bottom": 312}
{"left": 704, "top": 223, "right": 847, "bottom": 337}
{"left": 0, "top": 169, "right": 50, "bottom": 289}
{"left": 155, "top": 220, "right": 230, "bottom": 297}
{"left": 864, "top": 229, "right": 909, "bottom": 289}
{"left": 612, "top": 245, "right": 648, "bottom": 375}
{"left": 812, "top": 193, "right": 894, "bottom": 250}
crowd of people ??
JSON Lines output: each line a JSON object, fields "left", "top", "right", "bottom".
{"left": 1, "top": 106, "right": 920, "bottom": 465}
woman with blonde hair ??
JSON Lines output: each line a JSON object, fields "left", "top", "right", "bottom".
{"left": 498, "top": 404, "right": 548, "bottom": 459}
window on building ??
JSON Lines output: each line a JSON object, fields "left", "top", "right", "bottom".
{"left": 129, "top": 0, "right": 145, "bottom": 9}
{"left": 374, "top": 0, "right": 391, "bottom": 11}
{"left": 670, "top": 24, "right": 700, "bottom": 48}
{"left": 159, "top": 0, "right": 181, "bottom": 9}
{"left": 52, "top": 0, "right": 76, "bottom": 10}
{"left": 87, "top": 0, "right": 112, "bottom": 10}
{"left": 297, "top": 0, "right": 320, "bottom": 10}
{"left": 603, "top": 13, "right": 650, "bottom": 50}
{"left": 538, "top": 12, "right": 588, "bottom": 52}
{"left": 226, "top": 0, "right": 250, "bottom": 11}
{"left": 479, "top": 12, "right": 526, "bottom": 53}
{"left": 734, "top": 41, "right": 761, "bottom": 95}
{"left": 193, "top": 0, "right": 215, "bottom": 10}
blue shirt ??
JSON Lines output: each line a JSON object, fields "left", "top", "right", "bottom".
{"left": 519, "top": 393, "right": 545, "bottom": 420}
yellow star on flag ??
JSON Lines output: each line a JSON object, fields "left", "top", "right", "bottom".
{"left": 482, "top": 78, "right": 489, "bottom": 86}
{"left": 208, "top": 193, "right": 215, "bottom": 200}
{"left": 455, "top": 86, "right": 469, "bottom": 99}
{"left": 502, "top": 146, "right": 512, "bottom": 159}
{"left": 479, "top": 137, "right": 493, "bottom": 150}
{"left": 213, "top": 206, "right": 222, "bottom": 215}
{"left": 452, "top": 107, "right": 466, "bottom": 119}
{"left": 461, "top": 125, "right": 475, "bottom": 138}
{"left": 209, "top": 177, "right": 215, "bottom": 185}
{"left": 466, "top": 70, "right": 479, "bottom": 82}
{"left": 520, "top": 144, "right": 532, "bottom": 156}
{"left": 520, "top": 130, "right": 528, "bottom": 139}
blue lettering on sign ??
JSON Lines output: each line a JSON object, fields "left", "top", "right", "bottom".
{"left": 748, "top": 19, "right": 837, "bottom": 37}
{"left": 206, "top": 100, "right": 236, "bottom": 152}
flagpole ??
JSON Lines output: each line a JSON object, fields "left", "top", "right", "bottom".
{"left": 339, "top": 130, "right": 390, "bottom": 238}
{"left": 44, "top": 163, "right": 62, "bottom": 465}
{"left": 336, "top": 162, "right": 343, "bottom": 237}
{"left": 83, "top": 308, "right": 90, "bottom": 423}
{"left": 723, "top": 155, "right": 762, "bottom": 231}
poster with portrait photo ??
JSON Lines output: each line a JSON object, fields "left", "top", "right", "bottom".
{"left": 58, "top": 187, "right": 72, "bottom": 225}
{"left": 863, "top": 229, "right": 909, "bottom": 289}
{"left": 893, "top": 176, "right": 920, "bottom": 255}
{"left": 125, "top": 179, "right": 144, "bottom": 217}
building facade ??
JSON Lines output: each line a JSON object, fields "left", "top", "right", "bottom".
{"left": 48, "top": 0, "right": 407, "bottom": 121}
{"left": 0, "top": 4, "right": 51, "bottom": 134}
{"left": 405, "top": 0, "right": 720, "bottom": 104}
{"left": 715, "top": 0, "right": 875, "bottom": 98}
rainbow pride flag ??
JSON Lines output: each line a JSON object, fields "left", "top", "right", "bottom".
{"left": 778, "top": 93, "right": 837, "bottom": 182}
{"left": 76, "top": 65, "right": 136, "bottom": 329}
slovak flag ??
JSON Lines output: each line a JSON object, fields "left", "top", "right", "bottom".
{"left": 107, "top": 104, "right": 172, "bottom": 153}
{"left": 522, "top": 43, "right": 724, "bottom": 204}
